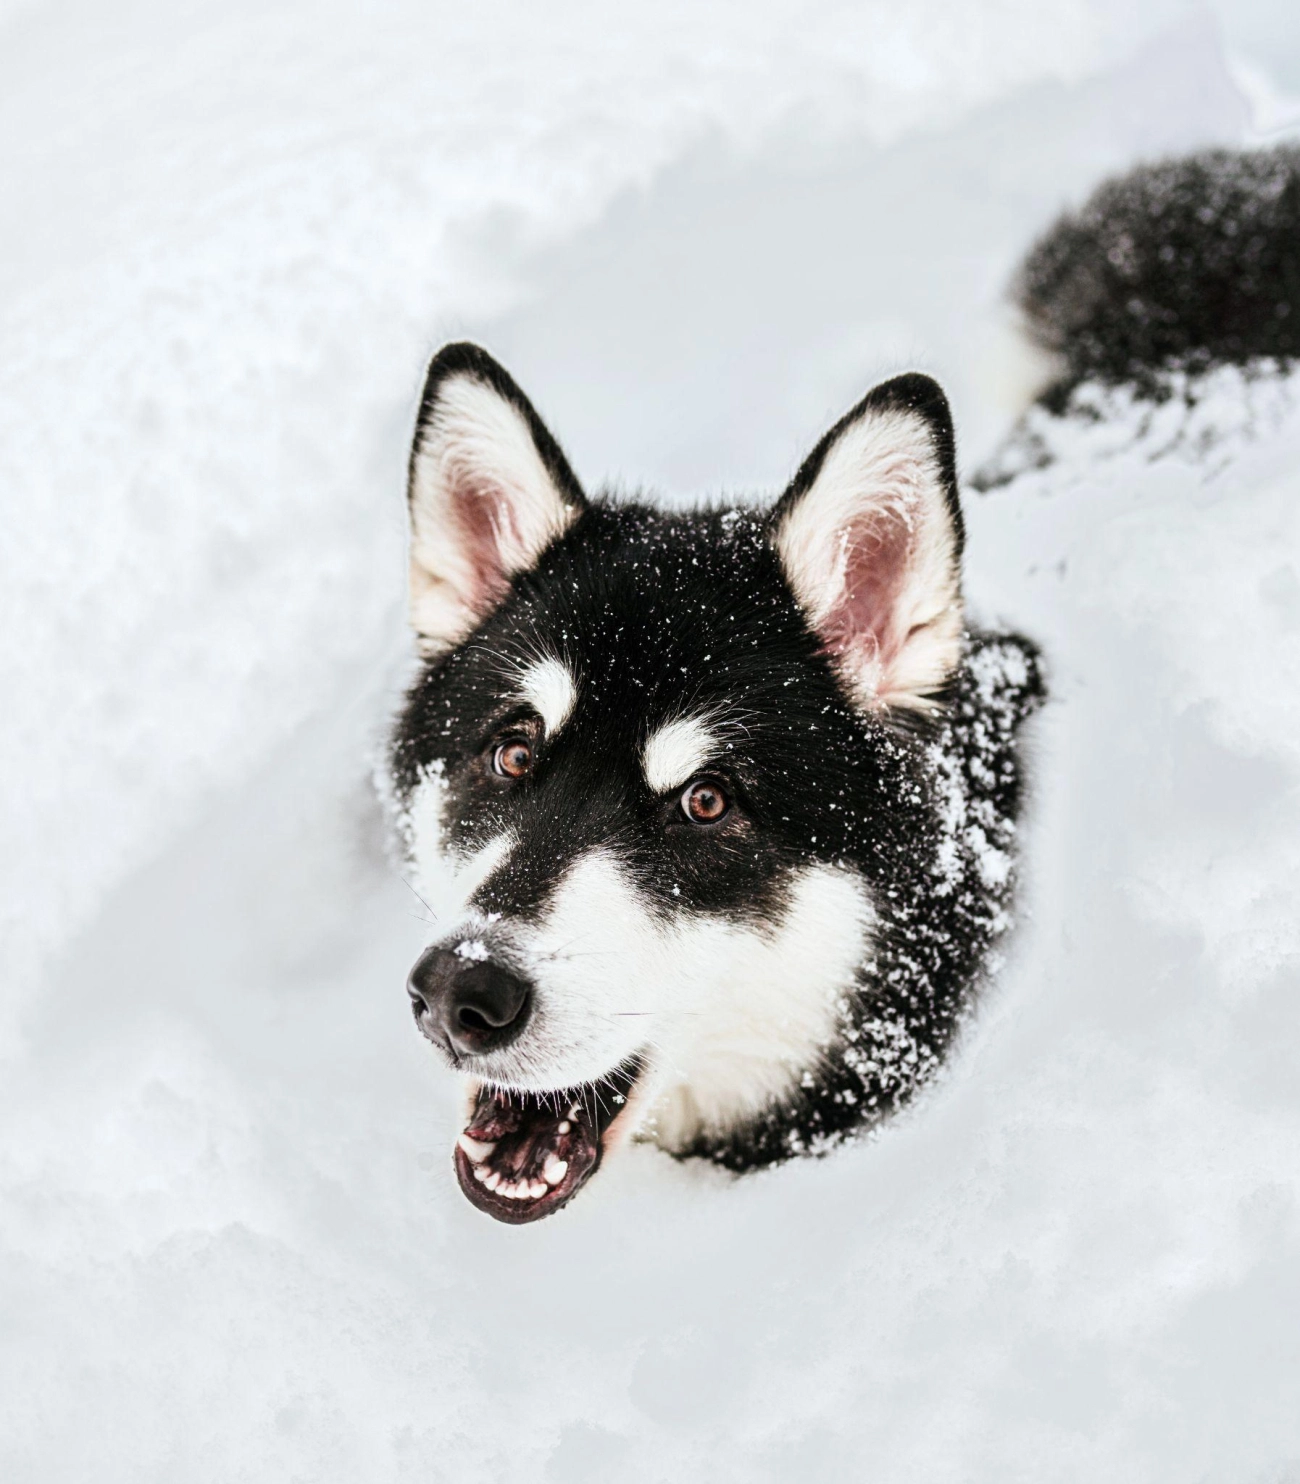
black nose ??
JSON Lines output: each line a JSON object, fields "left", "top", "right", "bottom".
{"left": 406, "top": 946, "right": 532, "bottom": 1058}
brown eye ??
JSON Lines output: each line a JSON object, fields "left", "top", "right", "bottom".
{"left": 492, "top": 736, "right": 533, "bottom": 779}
{"left": 682, "top": 777, "right": 730, "bottom": 825}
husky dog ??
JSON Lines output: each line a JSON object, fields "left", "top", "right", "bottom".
{"left": 387, "top": 143, "right": 1298, "bottom": 1224}
{"left": 386, "top": 351, "right": 1042, "bottom": 1224}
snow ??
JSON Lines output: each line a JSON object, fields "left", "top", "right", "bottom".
{"left": 3, "top": 1, "right": 1300, "bottom": 1479}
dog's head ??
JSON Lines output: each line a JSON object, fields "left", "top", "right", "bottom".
{"left": 389, "top": 343, "right": 965, "bottom": 1222}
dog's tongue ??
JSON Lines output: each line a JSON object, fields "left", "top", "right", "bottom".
{"left": 452, "top": 1065, "right": 638, "bottom": 1224}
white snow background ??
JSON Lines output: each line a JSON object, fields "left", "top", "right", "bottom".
{"left": 3, "top": 1, "right": 1300, "bottom": 1478}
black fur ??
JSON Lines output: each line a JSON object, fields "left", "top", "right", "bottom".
{"left": 683, "top": 631, "right": 1043, "bottom": 1170}
{"left": 1018, "top": 144, "right": 1300, "bottom": 403}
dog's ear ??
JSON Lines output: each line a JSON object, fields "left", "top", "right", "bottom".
{"left": 406, "top": 343, "right": 587, "bottom": 654}
{"left": 771, "top": 373, "right": 964, "bottom": 714}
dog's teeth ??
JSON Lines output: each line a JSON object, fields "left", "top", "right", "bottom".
{"left": 472, "top": 1163, "right": 489, "bottom": 1183}
{"left": 483, "top": 1170, "right": 501, "bottom": 1191}
{"left": 528, "top": 1179, "right": 547, "bottom": 1199}
{"left": 458, "top": 1134, "right": 497, "bottom": 1162}
{"left": 567, "top": 1105, "right": 580, "bottom": 1119}
{"left": 557, "top": 1121, "right": 570, "bottom": 1134}
{"left": 543, "top": 1154, "right": 568, "bottom": 1185}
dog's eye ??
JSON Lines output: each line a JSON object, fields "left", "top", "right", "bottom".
{"left": 681, "top": 777, "right": 730, "bottom": 825}
{"left": 492, "top": 736, "right": 533, "bottom": 779}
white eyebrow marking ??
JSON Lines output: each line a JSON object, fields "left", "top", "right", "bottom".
{"left": 515, "top": 656, "right": 577, "bottom": 737}
{"left": 642, "top": 715, "right": 720, "bottom": 793}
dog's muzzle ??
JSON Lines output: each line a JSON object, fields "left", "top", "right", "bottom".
{"left": 406, "top": 945, "right": 532, "bottom": 1059}
{"left": 405, "top": 942, "right": 644, "bottom": 1224}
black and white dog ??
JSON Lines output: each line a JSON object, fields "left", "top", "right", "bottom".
{"left": 387, "top": 144, "right": 1299, "bottom": 1224}
{"left": 386, "top": 355, "right": 1043, "bottom": 1223}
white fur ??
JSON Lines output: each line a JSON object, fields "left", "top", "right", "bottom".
{"left": 775, "top": 403, "right": 962, "bottom": 712}
{"left": 514, "top": 656, "right": 577, "bottom": 738}
{"left": 407, "top": 765, "right": 516, "bottom": 927}
{"left": 407, "top": 373, "right": 577, "bottom": 653}
{"left": 642, "top": 715, "right": 719, "bottom": 793}
{"left": 640, "top": 866, "right": 875, "bottom": 1150}
{"left": 423, "top": 842, "right": 874, "bottom": 1147}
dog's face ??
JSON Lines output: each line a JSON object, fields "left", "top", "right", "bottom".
{"left": 389, "top": 344, "right": 965, "bottom": 1222}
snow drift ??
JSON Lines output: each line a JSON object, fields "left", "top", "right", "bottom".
{"left": 3, "top": 2, "right": 1300, "bottom": 1480}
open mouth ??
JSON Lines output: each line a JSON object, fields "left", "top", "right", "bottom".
{"left": 453, "top": 1059, "right": 641, "bottom": 1224}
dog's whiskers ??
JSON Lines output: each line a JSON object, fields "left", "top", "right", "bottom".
{"left": 401, "top": 876, "right": 439, "bottom": 924}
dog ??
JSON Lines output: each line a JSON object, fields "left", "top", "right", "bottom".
{"left": 385, "top": 143, "right": 1298, "bottom": 1224}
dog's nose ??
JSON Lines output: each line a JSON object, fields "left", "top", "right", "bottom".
{"left": 407, "top": 947, "right": 532, "bottom": 1057}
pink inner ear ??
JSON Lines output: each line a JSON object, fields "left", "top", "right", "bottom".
{"left": 452, "top": 473, "right": 519, "bottom": 615}
{"left": 820, "top": 506, "right": 913, "bottom": 682}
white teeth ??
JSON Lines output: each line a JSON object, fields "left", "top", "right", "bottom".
{"left": 493, "top": 1178, "right": 546, "bottom": 1201}
{"left": 557, "top": 1121, "right": 570, "bottom": 1134}
{"left": 458, "top": 1134, "right": 497, "bottom": 1162}
{"left": 567, "top": 1105, "right": 580, "bottom": 1119}
{"left": 463, "top": 1148, "right": 564, "bottom": 1201}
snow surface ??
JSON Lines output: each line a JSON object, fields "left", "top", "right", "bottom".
{"left": 3, "top": 2, "right": 1300, "bottom": 1479}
